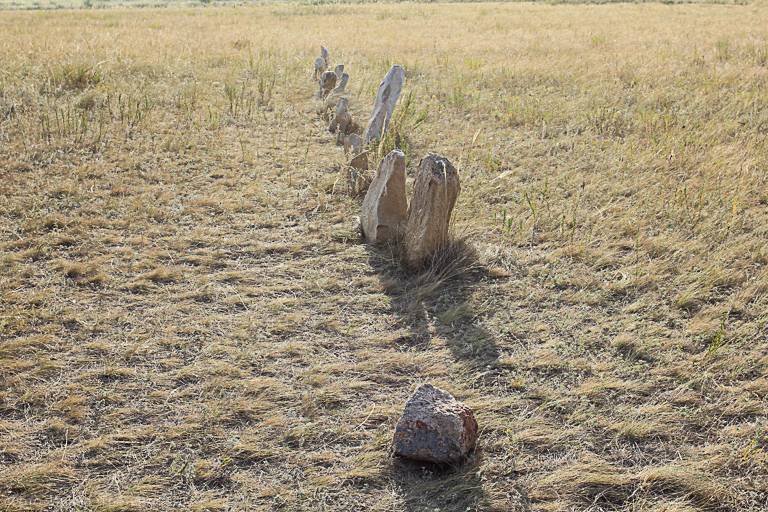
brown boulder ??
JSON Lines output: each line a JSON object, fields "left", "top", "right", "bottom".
{"left": 393, "top": 384, "right": 478, "bottom": 464}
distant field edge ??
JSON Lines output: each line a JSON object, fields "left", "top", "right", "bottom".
{"left": 0, "top": 0, "right": 757, "bottom": 13}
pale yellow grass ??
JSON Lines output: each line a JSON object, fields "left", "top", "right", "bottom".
{"left": 1, "top": 2, "right": 767, "bottom": 511}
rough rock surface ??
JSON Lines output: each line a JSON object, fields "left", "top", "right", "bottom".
{"left": 344, "top": 134, "right": 364, "bottom": 156}
{"left": 363, "top": 65, "right": 405, "bottom": 144}
{"left": 318, "top": 71, "right": 337, "bottom": 99}
{"left": 360, "top": 149, "right": 407, "bottom": 244}
{"left": 346, "top": 149, "right": 370, "bottom": 197}
{"left": 320, "top": 72, "right": 349, "bottom": 115}
{"left": 334, "top": 64, "right": 345, "bottom": 79}
{"left": 404, "top": 154, "right": 460, "bottom": 269}
{"left": 313, "top": 57, "right": 326, "bottom": 79}
{"left": 393, "top": 384, "right": 478, "bottom": 464}
{"left": 332, "top": 72, "right": 349, "bottom": 95}
{"left": 328, "top": 97, "right": 352, "bottom": 135}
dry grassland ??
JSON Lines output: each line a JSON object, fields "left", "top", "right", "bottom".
{"left": 1, "top": 2, "right": 767, "bottom": 511}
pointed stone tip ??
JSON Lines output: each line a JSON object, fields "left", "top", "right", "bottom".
{"left": 420, "top": 153, "right": 458, "bottom": 179}
{"left": 411, "top": 383, "right": 450, "bottom": 401}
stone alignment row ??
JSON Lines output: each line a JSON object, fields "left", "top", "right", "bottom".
{"left": 310, "top": 46, "right": 477, "bottom": 465}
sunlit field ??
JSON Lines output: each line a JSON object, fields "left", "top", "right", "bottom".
{"left": 1, "top": 2, "right": 767, "bottom": 511}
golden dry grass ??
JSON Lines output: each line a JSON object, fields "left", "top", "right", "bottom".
{"left": 1, "top": 2, "right": 767, "bottom": 511}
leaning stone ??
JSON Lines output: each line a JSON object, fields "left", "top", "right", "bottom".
{"left": 318, "top": 71, "right": 337, "bottom": 99}
{"left": 393, "top": 384, "right": 478, "bottom": 464}
{"left": 403, "top": 154, "right": 460, "bottom": 270}
{"left": 363, "top": 65, "right": 405, "bottom": 145}
{"left": 334, "top": 64, "right": 344, "bottom": 79}
{"left": 360, "top": 149, "right": 407, "bottom": 244}
{"left": 332, "top": 72, "right": 349, "bottom": 94}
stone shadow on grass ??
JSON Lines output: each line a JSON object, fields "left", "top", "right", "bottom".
{"left": 364, "top": 238, "right": 500, "bottom": 368}
{"left": 391, "top": 450, "right": 492, "bottom": 512}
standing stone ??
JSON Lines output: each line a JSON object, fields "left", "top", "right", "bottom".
{"left": 363, "top": 65, "right": 405, "bottom": 145}
{"left": 332, "top": 72, "right": 349, "bottom": 95}
{"left": 319, "top": 72, "right": 349, "bottom": 115}
{"left": 320, "top": 46, "right": 329, "bottom": 66}
{"left": 337, "top": 125, "right": 356, "bottom": 146}
{"left": 328, "top": 97, "right": 360, "bottom": 145}
{"left": 336, "top": 122, "right": 358, "bottom": 147}
{"left": 360, "top": 150, "right": 407, "bottom": 244}
{"left": 328, "top": 97, "right": 351, "bottom": 134}
{"left": 346, "top": 148, "right": 369, "bottom": 197}
{"left": 318, "top": 71, "right": 337, "bottom": 99}
{"left": 334, "top": 64, "right": 345, "bottom": 79}
{"left": 344, "top": 133, "right": 364, "bottom": 156}
{"left": 313, "top": 57, "right": 326, "bottom": 79}
{"left": 404, "top": 154, "right": 460, "bottom": 269}
{"left": 349, "top": 146, "right": 367, "bottom": 168}
{"left": 393, "top": 384, "right": 478, "bottom": 464}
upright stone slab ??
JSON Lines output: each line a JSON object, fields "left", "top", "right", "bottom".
{"left": 363, "top": 65, "right": 405, "bottom": 145}
{"left": 334, "top": 64, "right": 344, "bottom": 79}
{"left": 404, "top": 154, "right": 460, "bottom": 269}
{"left": 313, "top": 57, "right": 326, "bottom": 79}
{"left": 318, "top": 71, "right": 337, "bottom": 99}
{"left": 393, "top": 384, "right": 478, "bottom": 464}
{"left": 349, "top": 146, "right": 367, "bottom": 168}
{"left": 328, "top": 97, "right": 351, "bottom": 134}
{"left": 360, "top": 150, "right": 407, "bottom": 244}
{"left": 344, "top": 133, "right": 364, "bottom": 156}
{"left": 320, "top": 46, "right": 329, "bottom": 66}
{"left": 347, "top": 148, "right": 369, "bottom": 197}
{"left": 332, "top": 72, "right": 349, "bottom": 95}
{"left": 320, "top": 74, "right": 349, "bottom": 115}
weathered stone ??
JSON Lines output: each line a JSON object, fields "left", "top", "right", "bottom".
{"left": 363, "top": 65, "right": 405, "bottom": 145}
{"left": 334, "top": 64, "right": 344, "bottom": 79}
{"left": 348, "top": 147, "right": 368, "bottom": 169}
{"left": 327, "top": 97, "right": 361, "bottom": 146}
{"left": 320, "top": 46, "right": 329, "bottom": 65}
{"left": 360, "top": 149, "right": 407, "bottom": 244}
{"left": 332, "top": 72, "right": 349, "bottom": 95}
{"left": 320, "top": 77, "right": 347, "bottom": 115}
{"left": 393, "top": 384, "right": 478, "bottom": 464}
{"left": 346, "top": 149, "right": 370, "bottom": 197}
{"left": 318, "top": 71, "right": 337, "bottom": 99}
{"left": 344, "top": 133, "right": 364, "bottom": 156}
{"left": 404, "top": 154, "right": 460, "bottom": 269}
{"left": 313, "top": 57, "right": 326, "bottom": 80}
{"left": 328, "top": 97, "right": 351, "bottom": 134}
